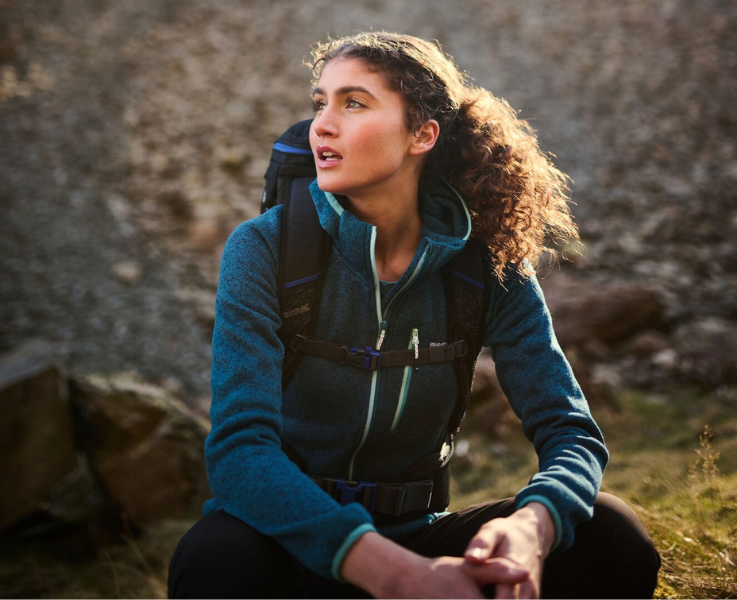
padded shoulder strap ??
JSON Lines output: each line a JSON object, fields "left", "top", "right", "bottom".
{"left": 277, "top": 179, "right": 331, "bottom": 386}
{"left": 443, "top": 238, "right": 492, "bottom": 438}
{"left": 261, "top": 119, "right": 329, "bottom": 385}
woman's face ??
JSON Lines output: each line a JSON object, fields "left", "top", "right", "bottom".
{"left": 309, "top": 58, "right": 421, "bottom": 201}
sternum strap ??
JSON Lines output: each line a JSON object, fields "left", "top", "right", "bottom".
{"left": 289, "top": 334, "right": 467, "bottom": 371}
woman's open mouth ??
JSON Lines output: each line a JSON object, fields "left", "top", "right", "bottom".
{"left": 315, "top": 145, "right": 343, "bottom": 168}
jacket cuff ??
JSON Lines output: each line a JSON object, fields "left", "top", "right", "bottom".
{"left": 515, "top": 494, "right": 563, "bottom": 552}
{"left": 331, "top": 523, "right": 377, "bottom": 582}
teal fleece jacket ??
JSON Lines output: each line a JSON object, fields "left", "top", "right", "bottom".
{"left": 203, "top": 180, "right": 608, "bottom": 580}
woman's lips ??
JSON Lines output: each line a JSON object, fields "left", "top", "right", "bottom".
{"left": 315, "top": 145, "right": 343, "bottom": 168}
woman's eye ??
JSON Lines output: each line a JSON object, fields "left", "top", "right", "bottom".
{"left": 312, "top": 100, "right": 326, "bottom": 112}
{"left": 347, "top": 99, "right": 363, "bottom": 109}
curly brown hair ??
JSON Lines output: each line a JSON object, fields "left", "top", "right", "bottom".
{"left": 309, "top": 32, "right": 579, "bottom": 280}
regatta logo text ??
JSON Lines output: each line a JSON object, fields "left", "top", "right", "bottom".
{"left": 284, "top": 305, "right": 310, "bottom": 319}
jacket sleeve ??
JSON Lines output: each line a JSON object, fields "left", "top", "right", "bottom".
{"left": 482, "top": 268, "right": 609, "bottom": 552}
{"left": 205, "top": 214, "right": 376, "bottom": 580}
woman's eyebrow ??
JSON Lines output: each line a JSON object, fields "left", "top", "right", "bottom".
{"left": 311, "top": 85, "right": 377, "bottom": 99}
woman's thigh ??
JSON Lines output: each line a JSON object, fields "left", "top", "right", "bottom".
{"left": 167, "top": 509, "right": 305, "bottom": 599}
{"left": 402, "top": 493, "right": 660, "bottom": 599}
{"left": 167, "top": 510, "right": 370, "bottom": 599}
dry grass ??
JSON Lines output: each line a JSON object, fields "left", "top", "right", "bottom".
{"left": 644, "top": 424, "right": 736, "bottom": 599}
{"left": 0, "top": 520, "right": 189, "bottom": 599}
{"left": 451, "top": 386, "right": 737, "bottom": 599}
{"left": 1, "top": 387, "right": 735, "bottom": 598}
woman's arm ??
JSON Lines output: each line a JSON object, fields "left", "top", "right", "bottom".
{"left": 452, "top": 268, "right": 608, "bottom": 598}
{"left": 205, "top": 211, "right": 376, "bottom": 579}
{"left": 483, "top": 268, "right": 609, "bottom": 552}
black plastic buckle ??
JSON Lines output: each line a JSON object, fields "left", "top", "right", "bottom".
{"left": 336, "top": 478, "right": 377, "bottom": 513}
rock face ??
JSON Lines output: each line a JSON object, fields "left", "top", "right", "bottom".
{"left": 70, "top": 373, "right": 211, "bottom": 528}
{"left": 540, "top": 275, "right": 667, "bottom": 348}
{"left": 2, "top": 0, "right": 735, "bottom": 401}
{"left": 673, "top": 318, "right": 737, "bottom": 387}
{"left": 0, "top": 341, "right": 78, "bottom": 531}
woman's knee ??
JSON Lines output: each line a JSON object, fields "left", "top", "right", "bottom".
{"left": 167, "top": 510, "right": 299, "bottom": 599}
{"left": 590, "top": 492, "right": 661, "bottom": 594}
{"left": 543, "top": 493, "right": 660, "bottom": 598}
{"left": 594, "top": 493, "right": 660, "bottom": 559}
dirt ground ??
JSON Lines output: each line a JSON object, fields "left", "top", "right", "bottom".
{"left": 2, "top": 0, "right": 736, "bottom": 403}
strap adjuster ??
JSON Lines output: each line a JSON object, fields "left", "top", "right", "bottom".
{"left": 362, "top": 346, "right": 381, "bottom": 370}
{"left": 336, "top": 478, "right": 377, "bottom": 513}
{"left": 346, "top": 346, "right": 381, "bottom": 370}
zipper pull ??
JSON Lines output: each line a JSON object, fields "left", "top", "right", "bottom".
{"left": 376, "top": 319, "right": 388, "bottom": 350}
{"left": 412, "top": 328, "right": 419, "bottom": 371}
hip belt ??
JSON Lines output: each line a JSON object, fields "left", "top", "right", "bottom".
{"left": 309, "top": 475, "right": 434, "bottom": 517}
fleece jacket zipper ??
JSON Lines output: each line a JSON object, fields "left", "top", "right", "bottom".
{"left": 391, "top": 328, "right": 419, "bottom": 431}
{"left": 347, "top": 233, "right": 428, "bottom": 480}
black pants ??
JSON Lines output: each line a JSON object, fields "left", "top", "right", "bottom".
{"left": 168, "top": 492, "right": 660, "bottom": 599}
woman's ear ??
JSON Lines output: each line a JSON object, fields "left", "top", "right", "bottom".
{"left": 409, "top": 119, "right": 440, "bottom": 156}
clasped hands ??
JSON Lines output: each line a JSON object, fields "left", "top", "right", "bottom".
{"left": 342, "top": 502, "right": 555, "bottom": 599}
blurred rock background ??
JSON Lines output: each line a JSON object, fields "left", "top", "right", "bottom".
{"left": 1, "top": 0, "right": 736, "bottom": 587}
{"left": 2, "top": 0, "right": 736, "bottom": 402}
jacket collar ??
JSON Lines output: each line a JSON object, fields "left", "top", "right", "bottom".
{"left": 308, "top": 179, "right": 472, "bottom": 282}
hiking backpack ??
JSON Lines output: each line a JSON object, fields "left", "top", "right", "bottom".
{"left": 261, "top": 119, "right": 491, "bottom": 518}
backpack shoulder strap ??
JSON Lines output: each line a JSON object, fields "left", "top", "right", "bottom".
{"left": 420, "top": 240, "right": 492, "bottom": 514}
{"left": 277, "top": 184, "right": 331, "bottom": 386}
{"left": 443, "top": 238, "right": 492, "bottom": 438}
{"left": 261, "top": 119, "right": 331, "bottom": 386}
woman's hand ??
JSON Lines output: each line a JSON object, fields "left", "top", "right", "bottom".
{"left": 342, "top": 532, "right": 529, "bottom": 599}
{"left": 463, "top": 502, "right": 555, "bottom": 599}
{"left": 393, "top": 555, "right": 530, "bottom": 599}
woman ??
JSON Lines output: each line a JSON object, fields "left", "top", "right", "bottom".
{"left": 168, "top": 32, "right": 660, "bottom": 599}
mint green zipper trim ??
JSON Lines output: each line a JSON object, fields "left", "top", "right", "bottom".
{"left": 391, "top": 328, "right": 418, "bottom": 431}
{"left": 381, "top": 245, "right": 428, "bottom": 320}
{"left": 348, "top": 234, "right": 429, "bottom": 478}
{"left": 324, "top": 191, "right": 345, "bottom": 216}
{"left": 348, "top": 226, "right": 382, "bottom": 480}
{"left": 444, "top": 181, "right": 472, "bottom": 242}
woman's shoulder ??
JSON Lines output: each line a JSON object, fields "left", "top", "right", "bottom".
{"left": 227, "top": 205, "right": 283, "bottom": 247}
{"left": 488, "top": 261, "right": 544, "bottom": 299}
{"left": 223, "top": 205, "right": 283, "bottom": 257}
{"left": 219, "top": 206, "right": 284, "bottom": 282}
{"left": 484, "top": 262, "right": 550, "bottom": 325}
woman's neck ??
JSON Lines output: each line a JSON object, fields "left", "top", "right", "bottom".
{"left": 345, "top": 185, "right": 423, "bottom": 282}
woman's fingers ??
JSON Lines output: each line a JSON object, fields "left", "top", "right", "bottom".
{"left": 496, "top": 578, "right": 539, "bottom": 599}
{"left": 464, "top": 526, "right": 502, "bottom": 563}
{"left": 518, "top": 579, "right": 540, "bottom": 600}
{"left": 462, "top": 557, "right": 529, "bottom": 586}
{"left": 495, "top": 583, "right": 517, "bottom": 599}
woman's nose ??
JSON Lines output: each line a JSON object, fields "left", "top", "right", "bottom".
{"left": 312, "top": 106, "right": 338, "bottom": 138}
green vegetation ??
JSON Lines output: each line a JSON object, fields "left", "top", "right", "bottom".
{"left": 1, "top": 388, "right": 734, "bottom": 598}
{"left": 451, "top": 387, "right": 737, "bottom": 599}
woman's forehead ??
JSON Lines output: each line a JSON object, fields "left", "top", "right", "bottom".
{"left": 313, "top": 58, "right": 392, "bottom": 96}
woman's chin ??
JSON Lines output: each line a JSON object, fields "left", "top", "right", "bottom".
{"left": 315, "top": 175, "right": 349, "bottom": 196}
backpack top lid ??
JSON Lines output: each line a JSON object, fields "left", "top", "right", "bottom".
{"left": 262, "top": 119, "right": 316, "bottom": 214}
{"left": 273, "top": 119, "right": 313, "bottom": 154}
